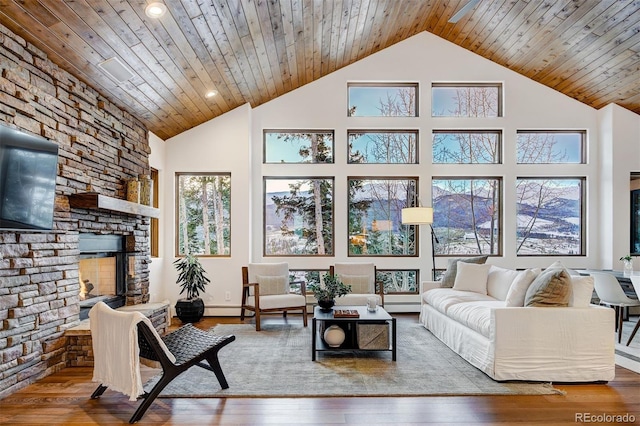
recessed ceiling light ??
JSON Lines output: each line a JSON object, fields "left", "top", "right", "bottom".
{"left": 205, "top": 90, "right": 218, "bottom": 98}
{"left": 145, "top": 2, "right": 167, "bottom": 19}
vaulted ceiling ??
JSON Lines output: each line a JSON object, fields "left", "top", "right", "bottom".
{"left": 1, "top": 1, "right": 639, "bottom": 140}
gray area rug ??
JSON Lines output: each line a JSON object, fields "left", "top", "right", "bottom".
{"left": 151, "top": 321, "right": 559, "bottom": 398}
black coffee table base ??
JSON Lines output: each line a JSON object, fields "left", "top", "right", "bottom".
{"left": 311, "top": 305, "right": 396, "bottom": 361}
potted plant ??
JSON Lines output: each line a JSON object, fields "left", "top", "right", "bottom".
{"left": 308, "top": 273, "right": 351, "bottom": 312}
{"left": 620, "top": 255, "right": 634, "bottom": 277}
{"left": 174, "top": 254, "right": 210, "bottom": 323}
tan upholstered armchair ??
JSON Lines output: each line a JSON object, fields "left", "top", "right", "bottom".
{"left": 329, "top": 262, "right": 384, "bottom": 307}
{"left": 241, "top": 262, "right": 308, "bottom": 331}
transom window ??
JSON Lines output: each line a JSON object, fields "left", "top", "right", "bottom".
{"left": 432, "top": 178, "right": 502, "bottom": 255}
{"left": 348, "top": 130, "right": 418, "bottom": 164}
{"left": 432, "top": 130, "right": 501, "bottom": 164}
{"left": 176, "top": 173, "right": 231, "bottom": 256}
{"left": 516, "top": 177, "right": 585, "bottom": 255}
{"left": 264, "top": 130, "right": 334, "bottom": 163}
{"left": 264, "top": 177, "right": 334, "bottom": 256}
{"left": 432, "top": 83, "right": 502, "bottom": 117}
{"left": 516, "top": 130, "right": 585, "bottom": 164}
{"left": 347, "top": 83, "right": 418, "bottom": 117}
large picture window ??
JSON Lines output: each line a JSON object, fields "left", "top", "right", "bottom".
{"left": 348, "top": 177, "right": 417, "bottom": 256}
{"left": 432, "top": 178, "right": 502, "bottom": 255}
{"left": 348, "top": 130, "right": 418, "bottom": 164}
{"left": 516, "top": 177, "right": 584, "bottom": 255}
{"left": 432, "top": 83, "right": 502, "bottom": 117}
{"left": 516, "top": 130, "right": 585, "bottom": 164}
{"left": 264, "top": 177, "right": 334, "bottom": 256}
{"left": 264, "top": 130, "right": 334, "bottom": 163}
{"left": 432, "top": 130, "right": 501, "bottom": 164}
{"left": 176, "top": 173, "right": 231, "bottom": 256}
{"left": 347, "top": 83, "right": 418, "bottom": 117}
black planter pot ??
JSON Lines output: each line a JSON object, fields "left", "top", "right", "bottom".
{"left": 318, "top": 299, "right": 335, "bottom": 312}
{"left": 175, "top": 298, "right": 205, "bottom": 323}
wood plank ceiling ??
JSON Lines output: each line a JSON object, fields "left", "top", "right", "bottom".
{"left": 1, "top": 0, "right": 639, "bottom": 140}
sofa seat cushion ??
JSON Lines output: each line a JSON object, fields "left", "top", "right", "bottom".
{"left": 423, "top": 288, "right": 497, "bottom": 315}
{"left": 446, "top": 301, "right": 505, "bottom": 338}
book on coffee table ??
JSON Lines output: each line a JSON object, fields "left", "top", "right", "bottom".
{"left": 333, "top": 309, "right": 360, "bottom": 318}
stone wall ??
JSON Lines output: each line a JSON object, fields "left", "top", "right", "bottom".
{"left": 0, "top": 23, "right": 152, "bottom": 398}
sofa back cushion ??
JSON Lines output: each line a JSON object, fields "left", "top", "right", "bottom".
{"left": 525, "top": 268, "right": 572, "bottom": 307}
{"left": 452, "top": 262, "right": 492, "bottom": 294}
{"left": 255, "top": 275, "right": 289, "bottom": 295}
{"left": 486, "top": 266, "right": 520, "bottom": 300}
{"left": 441, "top": 255, "right": 489, "bottom": 288}
{"left": 339, "top": 274, "right": 373, "bottom": 294}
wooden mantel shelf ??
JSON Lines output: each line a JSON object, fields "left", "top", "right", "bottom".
{"left": 69, "top": 192, "right": 160, "bottom": 218}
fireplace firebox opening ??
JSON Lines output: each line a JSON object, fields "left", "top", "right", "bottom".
{"left": 78, "top": 234, "right": 128, "bottom": 319}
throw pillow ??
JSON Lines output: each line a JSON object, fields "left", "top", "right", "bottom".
{"left": 504, "top": 268, "right": 540, "bottom": 307}
{"left": 544, "top": 260, "right": 566, "bottom": 272}
{"left": 339, "top": 274, "right": 372, "bottom": 294}
{"left": 440, "top": 255, "right": 489, "bottom": 288}
{"left": 452, "top": 262, "right": 492, "bottom": 294}
{"left": 524, "top": 268, "right": 572, "bottom": 307}
{"left": 255, "top": 275, "right": 288, "bottom": 295}
{"left": 487, "top": 266, "right": 521, "bottom": 300}
{"left": 569, "top": 275, "right": 594, "bottom": 307}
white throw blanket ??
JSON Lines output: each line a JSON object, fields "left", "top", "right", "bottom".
{"left": 89, "top": 301, "right": 175, "bottom": 401}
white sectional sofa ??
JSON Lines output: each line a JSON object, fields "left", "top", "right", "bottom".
{"left": 419, "top": 262, "right": 616, "bottom": 382}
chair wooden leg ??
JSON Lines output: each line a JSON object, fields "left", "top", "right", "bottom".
{"left": 240, "top": 306, "right": 245, "bottom": 322}
{"left": 302, "top": 306, "right": 308, "bottom": 327}
{"left": 626, "top": 319, "right": 640, "bottom": 346}
{"left": 617, "top": 308, "right": 624, "bottom": 344}
{"left": 255, "top": 310, "right": 261, "bottom": 331}
{"left": 91, "top": 384, "right": 108, "bottom": 399}
{"left": 129, "top": 372, "right": 176, "bottom": 424}
{"left": 204, "top": 353, "right": 230, "bottom": 389}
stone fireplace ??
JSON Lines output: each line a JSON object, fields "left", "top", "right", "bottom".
{"left": 0, "top": 23, "right": 156, "bottom": 399}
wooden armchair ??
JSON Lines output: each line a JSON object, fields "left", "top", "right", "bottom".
{"left": 329, "top": 262, "right": 385, "bottom": 307}
{"left": 241, "top": 262, "right": 308, "bottom": 331}
{"left": 89, "top": 302, "right": 235, "bottom": 423}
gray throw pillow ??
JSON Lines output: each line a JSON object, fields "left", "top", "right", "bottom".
{"left": 524, "top": 268, "right": 572, "bottom": 307}
{"left": 441, "top": 255, "right": 489, "bottom": 288}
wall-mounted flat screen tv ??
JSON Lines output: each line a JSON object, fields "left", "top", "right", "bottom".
{"left": 0, "top": 123, "right": 59, "bottom": 231}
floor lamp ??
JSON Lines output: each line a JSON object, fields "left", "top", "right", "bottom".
{"left": 401, "top": 206, "right": 438, "bottom": 280}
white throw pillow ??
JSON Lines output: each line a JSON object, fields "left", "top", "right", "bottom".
{"left": 339, "top": 274, "right": 372, "bottom": 294}
{"left": 487, "top": 266, "right": 521, "bottom": 301}
{"left": 569, "top": 275, "right": 594, "bottom": 307}
{"left": 255, "top": 275, "right": 288, "bottom": 295}
{"left": 452, "top": 262, "right": 492, "bottom": 294}
{"left": 504, "top": 268, "right": 540, "bottom": 307}
{"left": 544, "top": 260, "right": 566, "bottom": 272}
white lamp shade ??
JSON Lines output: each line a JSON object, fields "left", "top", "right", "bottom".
{"left": 401, "top": 207, "right": 433, "bottom": 224}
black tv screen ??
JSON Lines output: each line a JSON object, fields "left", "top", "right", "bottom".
{"left": 0, "top": 124, "right": 59, "bottom": 231}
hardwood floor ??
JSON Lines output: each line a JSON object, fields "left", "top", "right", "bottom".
{"left": 0, "top": 314, "right": 638, "bottom": 425}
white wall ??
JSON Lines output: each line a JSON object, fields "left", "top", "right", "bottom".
{"left": 159, "top": 31, "right": 640, "bottom": 314}
{"left": 162, "top": 104, "right": 251, "bottom": 315}
{"left": 598, "top": 104, "right": 640, "bottom": 270}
